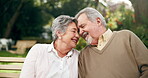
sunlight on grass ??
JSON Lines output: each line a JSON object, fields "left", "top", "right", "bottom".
{"left": 0, "top": 70, "right": 21, "bottom": 73}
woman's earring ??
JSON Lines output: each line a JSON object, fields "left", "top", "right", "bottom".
{"left": 59, "top": 37, "right": 62, "bottom": 39}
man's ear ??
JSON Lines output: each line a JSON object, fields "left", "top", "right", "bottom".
{"left": 96, "top": 17, "right": 101, "bottom": 25}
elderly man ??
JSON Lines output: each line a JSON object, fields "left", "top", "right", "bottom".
{"left": 75, "top": 7, "right": 148, "bottom": 78}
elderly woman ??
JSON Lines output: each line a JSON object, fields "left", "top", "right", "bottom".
{"left": 20, "top": 15, "right": 80, "bottom": 78}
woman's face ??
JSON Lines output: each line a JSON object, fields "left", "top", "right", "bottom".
{"left": 60, "top": 22, "right": 80, "bottom": 48}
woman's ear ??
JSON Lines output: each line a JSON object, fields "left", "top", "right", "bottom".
{"left": 56, "top": 30, "right": 63, "bottom": 39}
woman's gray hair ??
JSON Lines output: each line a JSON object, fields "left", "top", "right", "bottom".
{"left": 51, "top": 15, "right": 77, "bottom": 41}
{"left": 75, "top": 7, "right": 106, "bottom": 26}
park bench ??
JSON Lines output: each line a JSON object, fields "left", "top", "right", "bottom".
{"left": 0, "top": 57, "right": 25, "bottom": 78}
{"left": 9, "top": 40, "right": 37, "bottom": 54}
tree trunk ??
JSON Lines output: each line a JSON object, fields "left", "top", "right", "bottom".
{"left": 4, "top": 0, "right": 24, "bottom": 38}
{"left": 130, "top": 0, "right": 148, "bottom": 24}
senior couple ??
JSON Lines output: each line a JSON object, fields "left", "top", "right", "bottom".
{"left": 20, "top": 7, "right": 148, "bottom": 78}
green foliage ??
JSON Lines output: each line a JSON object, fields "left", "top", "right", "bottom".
{"left": 76, "top": 38, "right": 87, "bottom": 51}
{"left": 43, "top": 0, "right": 90, "bottom": 17}
{"left": 107, "top": 4, "right": 148, "bottom": 47}
{"left": 0, "top": 0, "right": 20, "bottom": 37}
{"left": 13, "top": 0, "right": 53, "bottom": 40}
{"left": 1, "top": 0, "right": 146, "bottom": 49}
{"left": 0, "top": 0, "right": 52, "bottom": 40}
{"left": 117, "top": 7, "right": 148, "bottom": 47}
{"left": 131, "top": 24, "right": 148, "bottom": 47}
{"left": 60, "top": 0, "right": 93, "bottom": 16}
{"left": 0, "top": 0, "right": 92, "bottom": 40}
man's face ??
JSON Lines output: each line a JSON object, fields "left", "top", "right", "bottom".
{"left": 77, "top": 13, "right": 99, "bottom": 45}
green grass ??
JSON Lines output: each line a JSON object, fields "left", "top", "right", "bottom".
{"left": 0, "top": 51, "right": 28, "bottom": 57}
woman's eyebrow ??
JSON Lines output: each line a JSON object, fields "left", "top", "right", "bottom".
{"left": 72, "top": 28, "right": 77, "bottom": 30}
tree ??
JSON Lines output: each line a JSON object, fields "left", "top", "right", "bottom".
{"left": 0, "top": 0, "right": 51, "bottom": 40}
{"left": 4, "top": 0, "right": 24, "bottom": 38}
{"left": 129, "top": 0, "right": 148, "bottom": 24}
{"left": 42, "top": 0, "right": 90, "bottom": 17}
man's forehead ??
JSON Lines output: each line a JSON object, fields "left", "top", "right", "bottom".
{"left": 77, "top": 13, "right": 88, "bottom": 25}
{"left": 77, "top": 13, "right": 87, "bottom": 21}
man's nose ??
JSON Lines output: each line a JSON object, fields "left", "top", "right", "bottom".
{"left": 79, "top": 29, "right": 83, "bottom": 36}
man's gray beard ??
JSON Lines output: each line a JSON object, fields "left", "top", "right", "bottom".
{"left": 86, "top": 36, "right": 93, "bottom": 44}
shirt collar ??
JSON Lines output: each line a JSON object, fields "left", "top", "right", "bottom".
{"left": 48, "top": 42, "right": 74, "bottom": 57}
{"left": 98, "top": 29, "right": 113, "bottom": 42}
{"left": 103, "top": 29, "right": 113, "bottom": 41}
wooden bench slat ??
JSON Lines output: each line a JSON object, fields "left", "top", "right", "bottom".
{"left": 0, "top": 65, "right": 22, "bottom": 71}
{"left": 0, "top": 57, "right": 25, "bottom": 78}
{"left": 0, "top": 73, "right": 20, "bottom": 78}
{"left": 0, "top": 57, "right": 25, "bottom": 63}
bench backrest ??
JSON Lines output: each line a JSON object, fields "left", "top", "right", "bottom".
{"left": 11, "top": 40, "right": 37, "bottom": 54}
{"left": 13, "top": 40, "right": 37, "bottom": 48}
{"left": 0, "top": 57, "right": 25, "bottom": 78}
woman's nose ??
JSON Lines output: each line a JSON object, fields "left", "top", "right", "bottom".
{"left": 79, "top": 29, "right": 83, "bottom": 36}
{"left": 75, "top": 32, "right": 80, "bottom": 38}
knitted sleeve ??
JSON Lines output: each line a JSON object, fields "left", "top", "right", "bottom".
{"left": 129, "top": 31, "right": 148, "bottom": 78}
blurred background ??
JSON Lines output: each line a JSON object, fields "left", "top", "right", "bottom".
{"left": 0, "top": 0, "right": 148, "bottom": 55}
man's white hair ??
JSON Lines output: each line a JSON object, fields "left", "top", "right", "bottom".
{"left": 75, "top": 7, "right": 106, "bottom": 26}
